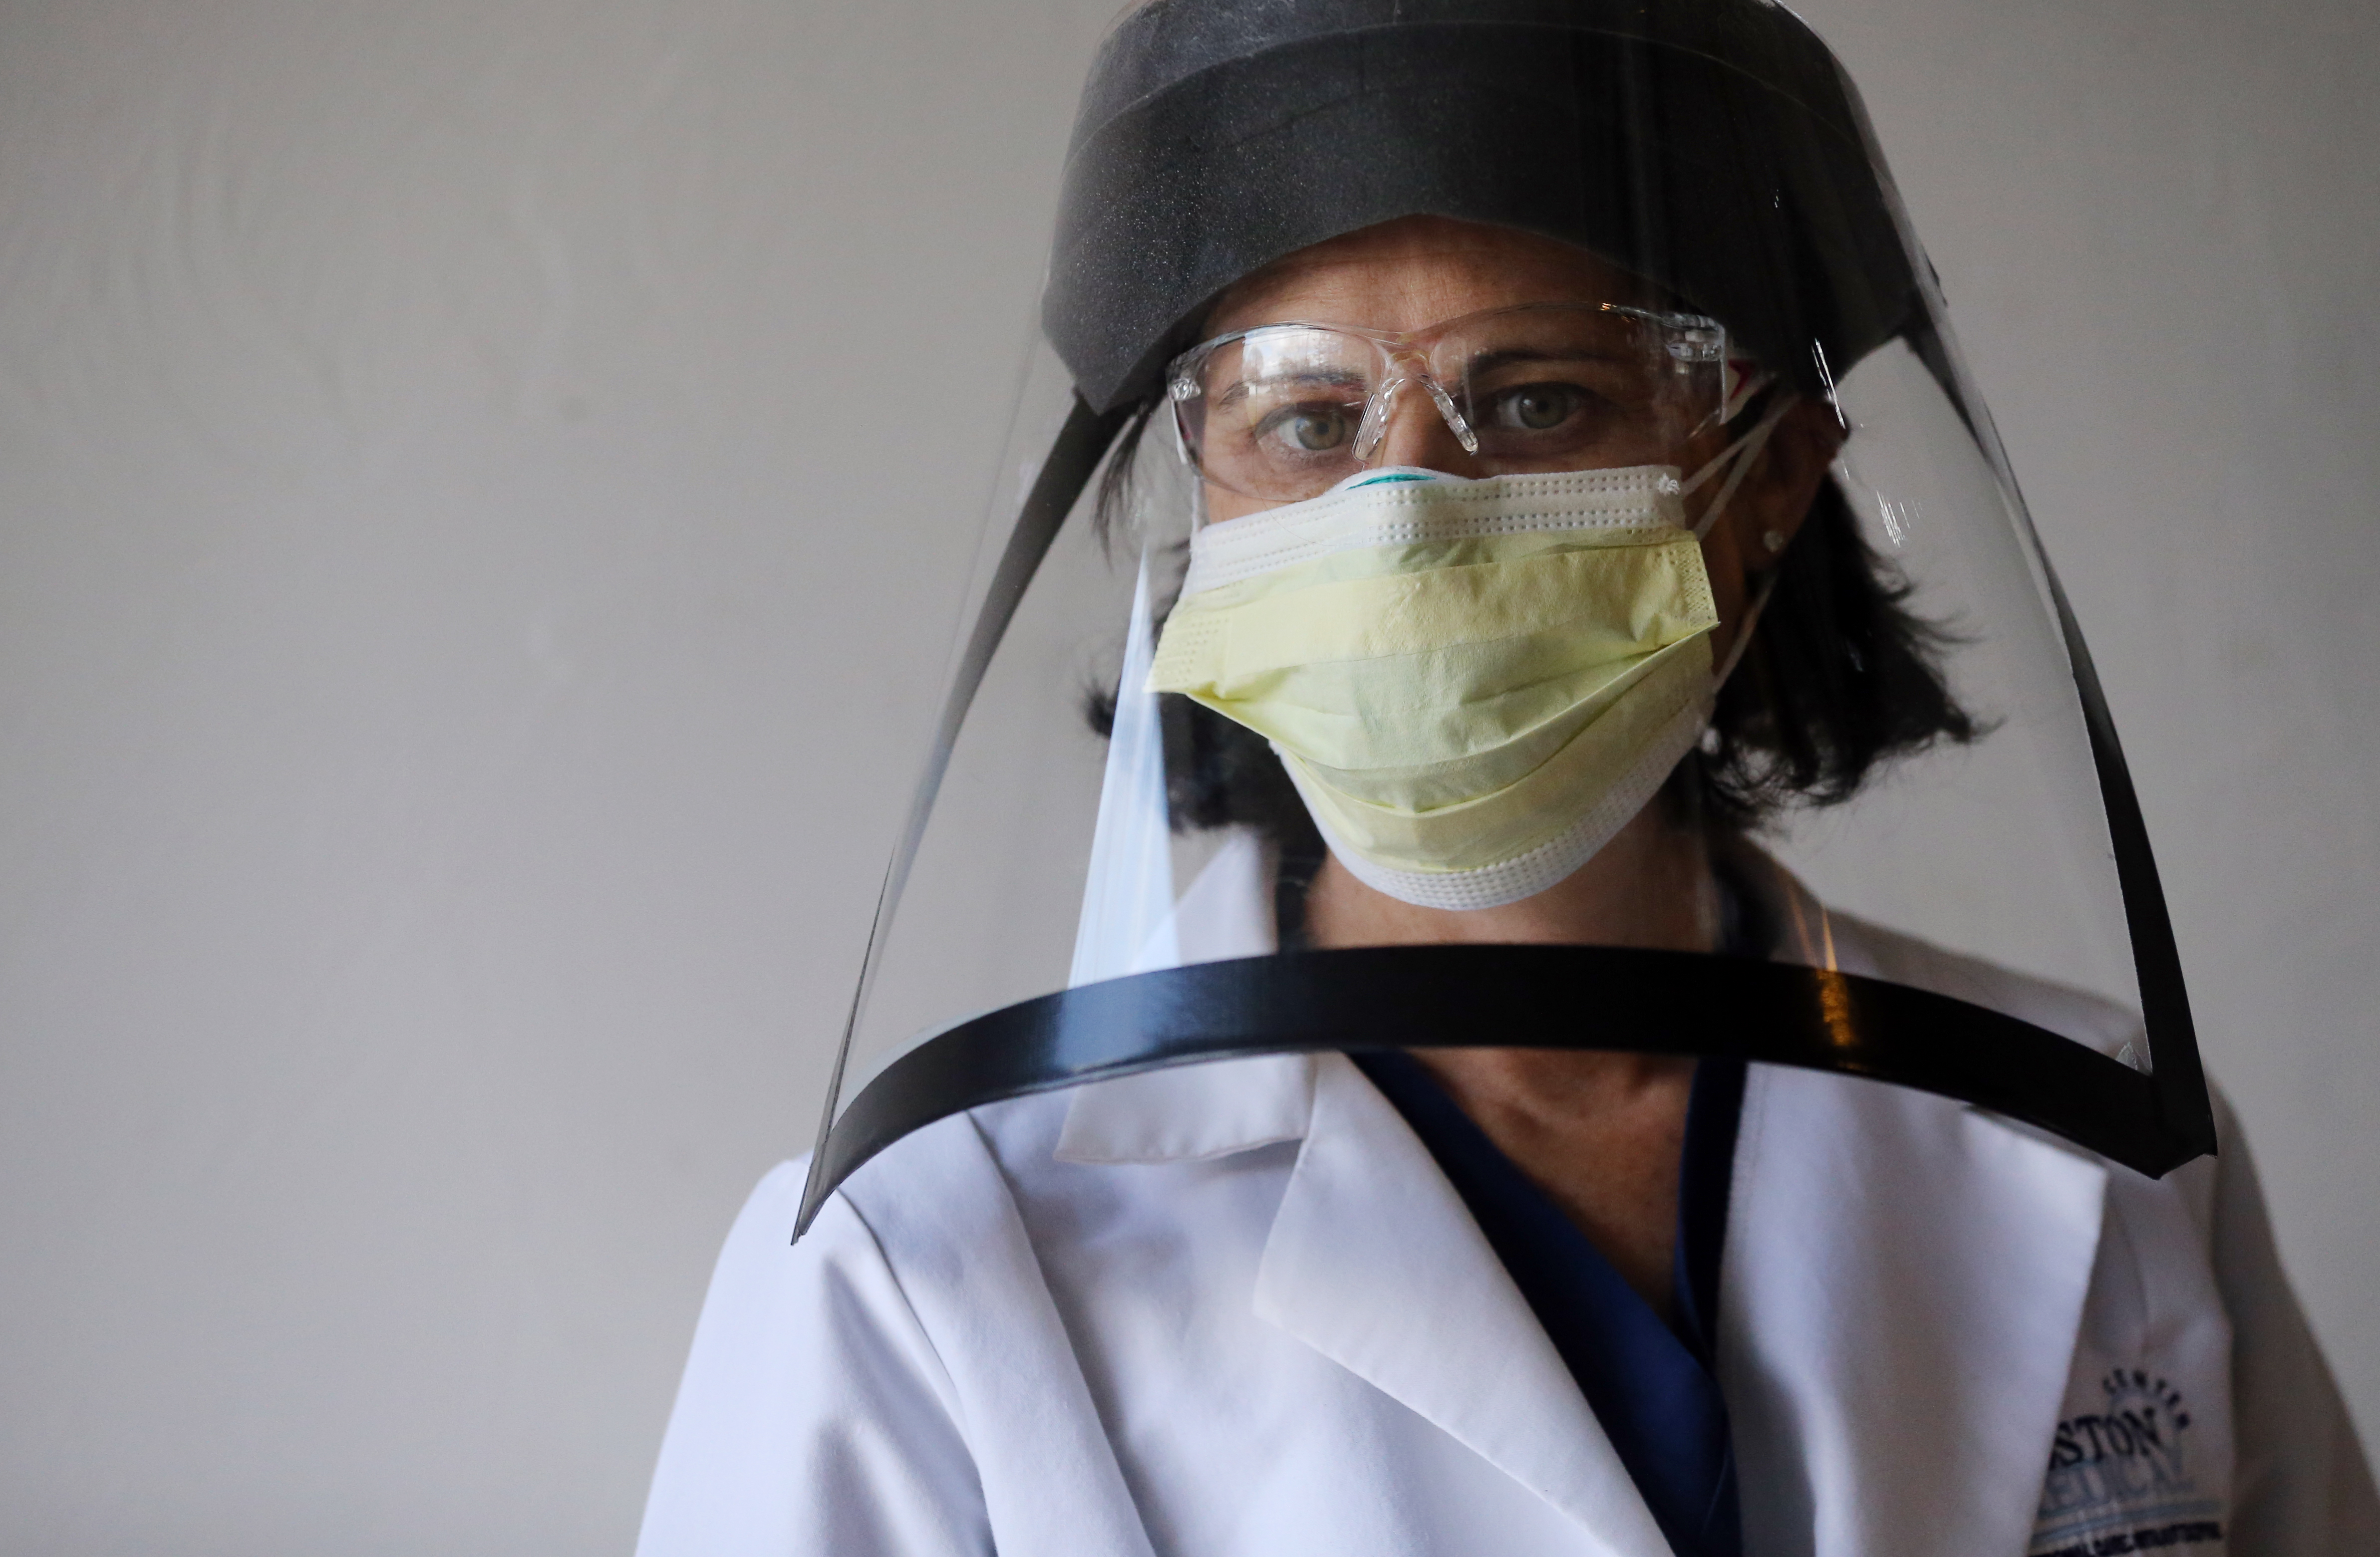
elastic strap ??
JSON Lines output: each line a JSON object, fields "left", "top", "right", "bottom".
{"left": 1685, "top": 387, "right": 1794, "bottom": 540}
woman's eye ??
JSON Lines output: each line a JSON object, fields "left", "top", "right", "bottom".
{"left": 1259, "top": 406, "right": 1353, "bottom": 454}
{"left": 1489, "top": 383, "right": 1585, "bottom": 432}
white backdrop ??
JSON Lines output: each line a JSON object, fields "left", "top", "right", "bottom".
{"left": 0, "top": 1, "right": 2371, "bottom": 1551}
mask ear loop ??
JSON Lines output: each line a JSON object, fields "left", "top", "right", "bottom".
{"left": 1684, "top": 387, "right": 1795, "bottom": 541}
{"left": 1713, "top": 564, "right": 1782, "bottom": 688}
{"left": 1689, "top": 380, "right": 1798, "bottom": 684}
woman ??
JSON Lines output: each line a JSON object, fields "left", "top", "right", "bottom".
{"left": 639, "top": 3, "right": 2376, "bottom": 1553}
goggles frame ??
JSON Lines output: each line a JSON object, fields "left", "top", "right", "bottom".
{"left": 1165, "top": 302, "right": 1739, "bottom": 502}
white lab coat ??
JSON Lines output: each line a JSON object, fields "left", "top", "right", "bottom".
{"left": 638, "top": 898, "right": 2377, "bottom": 1557}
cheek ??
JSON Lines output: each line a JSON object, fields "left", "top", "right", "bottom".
{"left": 1202, "top": 482, "right": 1265, "bottom": 525}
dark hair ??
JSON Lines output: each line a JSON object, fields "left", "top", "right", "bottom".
{"left": 1085, "top": 392, "right": 1978, "bottom": 929}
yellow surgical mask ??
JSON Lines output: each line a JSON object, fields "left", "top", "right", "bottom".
{"left": 1149, "top": 458, "right": 1744, "bottom": 910}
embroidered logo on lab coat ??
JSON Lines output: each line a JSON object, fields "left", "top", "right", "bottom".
{"left": 2030, "top": 1369, "right": 2224, "bottom": 1556}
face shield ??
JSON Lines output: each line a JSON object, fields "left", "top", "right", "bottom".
{"left": 796, "top": 0, "right": 2213, "bottom": 1234}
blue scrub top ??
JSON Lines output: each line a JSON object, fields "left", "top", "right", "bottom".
{"left": 1353, "top": 1048, "right": 1747, "bottom": 1557}
{"left": 1327, "top": 853, "right": 1772, "bottom": 1557}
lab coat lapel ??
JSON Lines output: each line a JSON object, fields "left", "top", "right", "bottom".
{"left": 1722, "top": 1063, "right": 2109, "bottom": 1557}
{"left": 1253, "top": 1053, "right": 1675, "bottom": 1557}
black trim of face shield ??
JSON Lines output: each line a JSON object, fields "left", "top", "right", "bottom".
{"left": 1894, "top": 310, "right": 2215, "bottom": 1168}
{"left": 2050, "top": 571, "right": 2217, "bottom": 1163}
{"left": 796, "top": 946, "right": 2195, "bottom": 1236}
{"left": 796, "top": 394, "right": 1132, "bottom": 1227}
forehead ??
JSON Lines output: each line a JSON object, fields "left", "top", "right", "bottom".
{"left": 1206, "top": 216, "right": 1654, "bottom": 337}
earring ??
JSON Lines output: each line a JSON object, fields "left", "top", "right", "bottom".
{"left": 1762, "top": 529, "right": 1787, "bottom": 554}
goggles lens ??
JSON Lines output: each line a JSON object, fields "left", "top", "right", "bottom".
{"left": 1170, "top": 303, "right": 1727, "bottom": 503}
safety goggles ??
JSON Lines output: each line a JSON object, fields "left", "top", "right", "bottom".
{"left": 1166, "top": 302, "right": 1745, "bottom": 504}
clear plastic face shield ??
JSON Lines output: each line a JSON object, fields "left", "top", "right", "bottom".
{"left": 797, "top": 0, "right": 2212, "bottom": 1233}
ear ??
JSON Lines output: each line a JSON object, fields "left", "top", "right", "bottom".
{"left": 1722, "top": 397, "right": 1846, "bottom": 570}
{"left": 1693, "top": 397, "right": 1846, "bottom": 671}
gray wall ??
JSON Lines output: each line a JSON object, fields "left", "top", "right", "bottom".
{"left": 0, "top": 0, "right": 2370, "bottom": 1551}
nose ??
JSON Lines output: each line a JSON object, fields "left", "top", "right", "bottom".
{"left": 1369, "top": 379, "right": 1488, "bottom": 477}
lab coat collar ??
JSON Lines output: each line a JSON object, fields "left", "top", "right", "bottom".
{"left": 1054, "top": 1053, "right": 1314, "bottom": 1165}
{"left": 1060, "top": 1051, "right": 1673, "bottom": 1549}
{"left": 1255, "top": 1052, "right": 1679, "bottom": 1556}
{"left": 1723, "top": 861, "right": 2116, "bottom": 1553}
{"left": 1722, "top": 1015, "right": 2112, "bottom": 1557}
